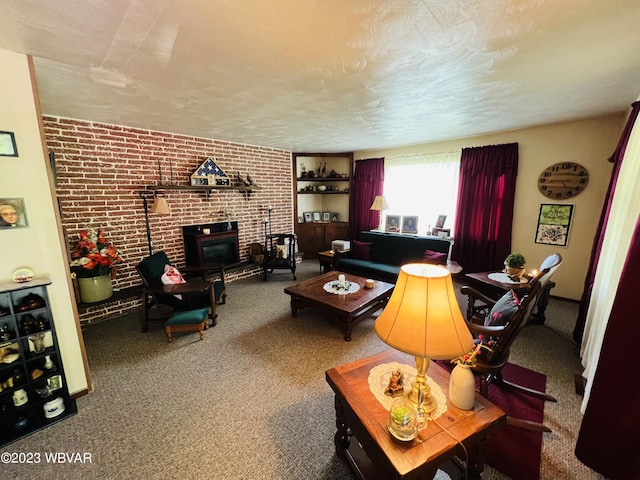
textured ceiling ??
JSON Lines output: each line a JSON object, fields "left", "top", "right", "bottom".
{"left": 1, "top": 0, "right": 639, "bottom": 152}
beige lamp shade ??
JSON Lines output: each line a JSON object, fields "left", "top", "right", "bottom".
{"left": 369, "top": 195, "right": 389, "bottom": 211}
{"left": 150, "top": 196, "right": 171, "bottom": 215}
{"left": 374, "top": 263, "right": 473, "bottom": 359}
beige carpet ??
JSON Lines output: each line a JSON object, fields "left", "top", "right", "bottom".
{"left": 2, "top": 261, "right": 600, "bottom": 479}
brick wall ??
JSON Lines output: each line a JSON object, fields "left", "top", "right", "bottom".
{"left": 43, "top": 117, "right": 293, "bottom": 325}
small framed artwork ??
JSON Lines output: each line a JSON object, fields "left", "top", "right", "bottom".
{"left": 0, "top": 198, "right": 28, "bottom": 228}
{"left": 535, "top": 204, "right": 574, "bottom": 246}
{"left": 303, "top": 212, "right": 313, "bottom": 223}
{"left": 0, "top": 131, "right": 18, "bottom": 157}
{"left": 312, "top": 211, "right": 321, "bottom": 222}
{"left": 330, "top": 212, "right": 340, "bottom": 222}
{"left": 435, "top": 214, "right": 447, "bottom": 228}
{"left": 322, "top": 212, "right": 331, "bottom": 222}
{"left": 385, "top": 215, "right": 401, "bottom": 232}
{"left": 401, "top": 216, "right": 418, "bottom": 234}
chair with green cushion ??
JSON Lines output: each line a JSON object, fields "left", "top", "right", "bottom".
{"left": 136, "top": 251, "right": 226, "bottom": 333}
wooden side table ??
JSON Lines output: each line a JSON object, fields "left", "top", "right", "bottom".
{"left": 325, "top": 350, "right": 505, "bottom": 479}
{"left": 464, "top": 271, "right": 555, "bottom": 324}
{"left": 318, "top": 249, "right": 349, "bottom": 273}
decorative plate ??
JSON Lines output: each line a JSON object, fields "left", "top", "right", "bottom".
{"left": 323, "top": 280, "right": 360, "bottom": 295}
{"left": 12, "top": 267, "right": 34, "bottom": 283}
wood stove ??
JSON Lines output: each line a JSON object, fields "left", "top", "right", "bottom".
{"left": 183, "top": 222, "right": 241, "bottom": 268}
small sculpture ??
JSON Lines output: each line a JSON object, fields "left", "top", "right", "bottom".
{"left": 385, "top": 368, "right": 405, "bottom": 397}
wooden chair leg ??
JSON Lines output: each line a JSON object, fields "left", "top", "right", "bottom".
{"left": 506, "top": 416, "right": 552, "bottom": 432}
{"left": 499, "top": 378, "right": 558, "bottom": 402}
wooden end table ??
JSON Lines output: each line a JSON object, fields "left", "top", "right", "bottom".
{"left": 283, "top": 271, "right": 394, "bottom": 341}
{"left": 326, "top": 350, "right": 506, "bottom": 479}
{"left": 464, "top": 271, "right": 555, "bottom": 324}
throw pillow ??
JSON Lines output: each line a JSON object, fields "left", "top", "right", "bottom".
{"left": 485, "top": 290, "right": 521, "bottom": 326}
{"left": 351, "top": 240, "right": 372, "bottom": 260}
{"left": 161, "top": 264, "right": 186, "bottom": 299}
{"left": 422, "top": 249, "right": 447, "bottom": 265}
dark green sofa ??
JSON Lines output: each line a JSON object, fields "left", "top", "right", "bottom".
{"left": 334, "top": 231, "right": 456, "bottom": 283}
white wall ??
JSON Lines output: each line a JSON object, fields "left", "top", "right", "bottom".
{"left": 357, "top": 114, "right": 626, "bottom": 300}
{"left": 0, "top": 48, "right": 89, "bottom": 395}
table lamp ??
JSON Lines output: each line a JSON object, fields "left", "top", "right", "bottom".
{"left": 370, "top": 195, "right": 389, "bottom": 231}
{"left": 374, "top": 264, "right": 474, "bottom": 415}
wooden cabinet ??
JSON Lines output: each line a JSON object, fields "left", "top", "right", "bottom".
{"left": 293, "top": 152, "right": 353, "bottom": 258}
{"left": 0, "top": 279, "right": 77, "bottom": 447}
{"left": 296, "top": 223, "right": 349, "bottom": 259}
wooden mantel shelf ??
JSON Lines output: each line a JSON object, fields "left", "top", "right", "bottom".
{"left": 144, "top": 184, "right": 260, "bottom": 198}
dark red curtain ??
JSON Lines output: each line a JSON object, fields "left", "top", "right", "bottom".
{"left": 573, "top": 101, "right": 640, "bottom": 343}
{"left": 575, "top": 214, "right": 640, "bottom": 479}
{"left": 348, "top": 158, "right": 384, "bottom": 240}
{"left": 452, "top": 143, "right": 518, "bottom": 272}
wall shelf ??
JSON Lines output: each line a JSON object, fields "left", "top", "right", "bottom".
{"left": 144, "top": 184, "right": 260, "bottom": 199}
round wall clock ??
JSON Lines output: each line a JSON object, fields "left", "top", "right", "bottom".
{"left": 538, "top": 162, "right": 589, "bottom": 200}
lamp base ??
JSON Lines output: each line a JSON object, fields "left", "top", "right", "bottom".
{"left": 408, "top": 356, "right": 438, "bottom": 418}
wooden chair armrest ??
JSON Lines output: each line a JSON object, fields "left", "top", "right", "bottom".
{"left": 465, "top": 321, "right": 505, "bottom": 336}
{"left": 460, "top": 285, "right": 497, "bottom": 306}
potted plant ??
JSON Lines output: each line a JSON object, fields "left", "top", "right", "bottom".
{"left": 69, "top": 229, "right": 122, "bottom": 303}
{"left": 504, "top": 252, "right": 526, "bottom": 278}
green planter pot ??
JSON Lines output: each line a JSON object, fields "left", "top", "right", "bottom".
{"left": 78, "top": 275, "right": 113, "bottom": 303}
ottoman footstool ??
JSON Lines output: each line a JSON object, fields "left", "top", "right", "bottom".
{"left": 164, "top": 308, "right": 210, "bottom": 342}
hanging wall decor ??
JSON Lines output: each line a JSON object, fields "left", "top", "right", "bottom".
{"left": 0, "top": 131, "right": 18, "bottom": 157}
{"left": 535, "top": 203, "right": 574, "bottom": 246}
{"left": 0, "top": 198, "right": 28, "bottom": 229}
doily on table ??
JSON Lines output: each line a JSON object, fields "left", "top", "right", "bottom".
{"left": 487, "top": 272, "right": 528, "bottom": 285}
{"left": 367, "top": 362, "right": 447, "bottom": 421}
{"left": 323, "top": 280, "right": 360, "bottom": 295}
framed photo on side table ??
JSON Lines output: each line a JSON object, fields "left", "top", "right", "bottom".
{"left": 435, "top": 214, "right": 447, "bottom": 228}
{"left": 401, "top": 216, "right": 418, "bottom": 234}
{"left": 385, "top": 215, "right": 400, "bottom": 232}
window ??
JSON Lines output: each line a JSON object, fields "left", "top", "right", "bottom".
{"left": 383, "top": 151, "right": 461, "bottom": 235}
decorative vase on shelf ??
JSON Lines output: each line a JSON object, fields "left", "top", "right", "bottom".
{"left": 44, "top": 354, "right": 55, "bottom": 371}
{"left": 449, "top": 363, "right": 476, "bottom": 410}
{"left": 77, "top": 274, "right": 113, "bottom": 303}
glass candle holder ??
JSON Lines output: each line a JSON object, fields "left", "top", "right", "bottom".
{"left": 387, "top": 395, "right": 418, "bottom": 441}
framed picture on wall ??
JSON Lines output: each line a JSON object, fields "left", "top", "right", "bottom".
{"left": 401, "top": 216, "right": 418, "bottom": 234}
{"left": 385, "top": 215, "right": 400, "bottom": 232}
{"left": 0, "top": 131, "right": 18, "bottom": 157}
{"left": 0, "top": 198, "right": 28, "bottom": 228}
{"left": 534, "top": 204, "right": 574, "bottom": 246}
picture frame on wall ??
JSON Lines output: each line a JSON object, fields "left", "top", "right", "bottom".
{"left": 0, "top": 131, "right": 18, "bottom": 157}
{"left": 401, "top": 216, "right": 418, "bottom": 234}
{"left": 0, "top": 198, "right": 28, "bottom": 229}
{"left": 385, "top": 215, "right": 400, "bottom": 232}
{"left": 534, "top": 203, "right": 574, "bottom": 246}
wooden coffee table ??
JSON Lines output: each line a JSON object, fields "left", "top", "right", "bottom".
{"left": 284, "top": 271, "right": 394, "bottom": 341}
{"left": 326, "top": 349, "right": 506, "bottom": 479}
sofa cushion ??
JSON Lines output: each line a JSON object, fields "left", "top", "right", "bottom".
{"left": 351, "top": 240, "right": 372, "bottom": 260}
{"left": 485, "top": 290, "right": 521, "bottom": 326}
{"left": 422, "top": 249, "right": 447, "bottom": 265}
{"left": 338, "top": 258, "right": 400, "bottom": 280}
